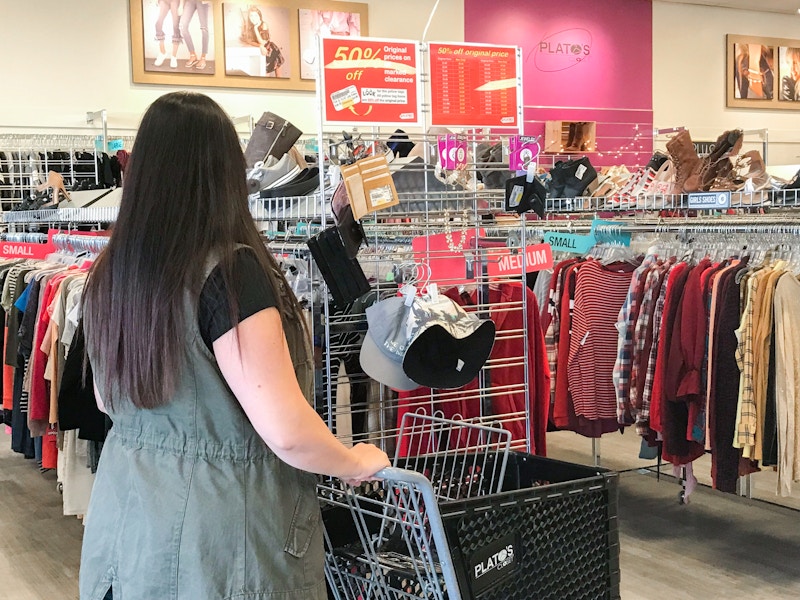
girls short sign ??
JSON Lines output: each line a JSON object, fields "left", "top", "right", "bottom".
{"left": 428, "top": 42, "right": 521, "bottom": 129}
{"left": 320, "top": 36, "right": 421, "bottom": 126}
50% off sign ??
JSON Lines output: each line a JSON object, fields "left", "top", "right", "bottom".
{"left": 320, "top": 37, "right": 421, "bottom": 125}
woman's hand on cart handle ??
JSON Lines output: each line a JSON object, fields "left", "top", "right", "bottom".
{"left": 342, "top": 443, "right": 391, "bottom": 485}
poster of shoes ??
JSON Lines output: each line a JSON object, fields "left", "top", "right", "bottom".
{"left": 779, "top": 47, "right": 800, "bottom": 102}
{"left": 129, "top": 1, "right": 367, "bottom": 91}
{"left": 142, "top": 0, "right": 216, "bottom": 74}
{"left": 223, "top": 3, "right": 291, "bottom": 78}
{"left": 298, "top": 9, "right": 362, "bottom": 80}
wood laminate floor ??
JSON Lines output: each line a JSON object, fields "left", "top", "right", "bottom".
{"left": 0, "top": 431, "right": 84, "bottom": 599}
{"left": 1, "top": 430, "right": 799, "bottom": 599}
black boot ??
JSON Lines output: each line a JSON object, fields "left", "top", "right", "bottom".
{"left": 561, "top": 157, "right": 599, "bottom": 198}
{"left": 548, "top": 161, "right": 568, "bottom": 198}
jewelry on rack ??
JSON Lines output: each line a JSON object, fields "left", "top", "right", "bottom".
{"left": 443, "top": 208, "right": 471, "bottom": 252}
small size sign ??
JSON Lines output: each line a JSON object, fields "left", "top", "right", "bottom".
{"left": 543, "top": 232, "right": 596, "bottom": 255}
{"left": 687, "top": 191, "right": 731, "bottom": 210}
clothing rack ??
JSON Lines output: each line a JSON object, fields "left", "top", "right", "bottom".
{"left": 0, "top": 232, "right": 49, "bottom": 243}
{"left": 553, "top": 217, "right": 800, "bottom": 506}
{"left": 51, "top": 233, "right": 109, "bottom": 255}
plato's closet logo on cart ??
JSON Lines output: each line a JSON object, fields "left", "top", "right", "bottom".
{"left": 469, "top": 533, "right": 519, "bottom": 595}
{"left": 532, "top": 28, "right": 592, "bottom": 72}
{"left": 474, "top": 544, "right": 515, "bottom": 579}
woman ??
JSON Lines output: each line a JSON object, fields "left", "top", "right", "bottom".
{"left": 79, "top": 92, "right": 389, "bottom": 600}
{"left": 153, "top": 0, "right": 181, "bottom": 69}
{"left": 240, "top": 6, "right": 284, "bottom": 77}
{"left": 179, "top": 0, "right": 210, "bottom": 70}
{"left": 781, "top": 47, "right": 800, "bottom": 101}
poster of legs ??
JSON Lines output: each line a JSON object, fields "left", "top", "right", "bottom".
{"left": 143, "top": 0, "right": 215, "bottom": 74}
{"left": 779, "top": 47, "right": 800, "bottom": 102}
{"left": 223, "top": 3, "right": 291, "bottom": 78}
{"left": 298, "top": 9, "right": 361, "bottom": 80}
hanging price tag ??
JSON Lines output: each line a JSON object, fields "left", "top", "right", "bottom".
{"left": 508, "top": 135, "right": 540, "bottom": 171}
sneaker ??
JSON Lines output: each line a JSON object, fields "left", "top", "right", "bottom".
{"left": 246, "top": 153, "right": 300, "bottom": 194}
{"left": 170, "top": 56, "right": 178, "bottom": 69}
{"left": 154, "top": 53, "right": 167, "bottom": 67}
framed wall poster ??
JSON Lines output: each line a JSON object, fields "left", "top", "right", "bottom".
{"left": 778, "top": 46, "right": 800, "bottom": 102}
{"left": 298, "top": 9, "right": 362, "bottom": 80}
{"left": 223, "top": 3, "right": 292, "bottom": 78}
{"left": 727, "top": 34, "right": 800, "bottom": 110}
{"left": 128, "top": 0, "right": 368, "bottom": 92}
{"left": 141, "top": 0, "right": 217, "bottom": 74}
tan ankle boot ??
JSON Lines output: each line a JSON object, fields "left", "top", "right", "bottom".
{"left": 666, "top": 130, "right": 702, "bottom": 194}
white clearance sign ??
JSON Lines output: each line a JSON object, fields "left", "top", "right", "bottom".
{"left": 487, "top": 243, "right": 554, "bottom": 277}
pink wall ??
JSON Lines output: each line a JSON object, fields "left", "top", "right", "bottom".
{"left": 465, "top": 0, "right": 654, "bottom": 166}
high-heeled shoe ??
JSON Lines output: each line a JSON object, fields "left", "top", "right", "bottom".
{"left": 36, "top": 170, "right": 71, "bottom": 207}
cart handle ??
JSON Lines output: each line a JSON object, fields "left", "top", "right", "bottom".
{"left": 372, "top": 467, "right": 431, "bottom": 485}
{"left": 368, "top": 466, "right": 463, "bottom": 600}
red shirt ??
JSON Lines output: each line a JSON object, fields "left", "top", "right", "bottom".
{"left": 651, "top": 262, "right": 689, "bottom": 435}
{"left": 29, "top": 273, "right": 69, "bottom": 427}
{"left": 396, "top": 282, "right": 550, "bottom": 456}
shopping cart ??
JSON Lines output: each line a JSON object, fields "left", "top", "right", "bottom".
{"left": 319, "top": 411, "right": 620, "bottom": 600}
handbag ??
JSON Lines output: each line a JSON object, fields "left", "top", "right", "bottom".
{"left": 331, "top": 181, "right": 366, "bottom": 259}
{"left": 244, "top": 112, "right": 302, "bottom": 169}
{"left": 307, "top": 226, "right": 371, "bottom": 309}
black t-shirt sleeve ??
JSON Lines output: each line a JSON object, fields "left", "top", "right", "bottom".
{"left": 198, "top": 248, "right": 278, "bottom": 353}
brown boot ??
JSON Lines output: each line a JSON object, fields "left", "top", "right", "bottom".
{"left": 666, "top": 130, "right": 702, "bottom": 194}
{"left": 565, "top": 122, "right": 579, "bottom": 151}
{"left": 739, "top": 150, "right": 768, "bottom": 189}
{"left": 695, "top": 129, "right": 744, "bottom": 190}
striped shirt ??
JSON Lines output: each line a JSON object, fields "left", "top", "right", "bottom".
{"left": 569, "top": 259, "right": 637, "bottom": 421}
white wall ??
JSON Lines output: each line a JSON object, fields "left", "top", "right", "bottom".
{"left": 0, "top": 0, "right": 464, "bottom": 135}
{"left": 653, "top": 1, "right": 800, "bottom": 166}
{"left": 6, "top": 1, "right": 797, "bottom": 166}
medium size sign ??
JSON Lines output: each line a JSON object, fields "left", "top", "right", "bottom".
{"left": 320, "top": 36, "right": 421, "bottom": 126}
{"left": 428, "top": 42, "right": 520, "bottom": 129}
{"left": 487, "top": 243, "right": 554, "bottom": 277}
{"left": 687, "top": 191, "right": 731, "bottom": 210}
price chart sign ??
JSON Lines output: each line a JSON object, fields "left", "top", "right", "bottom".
{"left": 428, "top": 42, "right": 521, "bottom": 129}
{"left": 320, "top": 36, "right": 421, "bottom": 126}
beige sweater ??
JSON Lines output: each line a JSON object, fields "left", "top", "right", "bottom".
{"left": 772, "top": 272, "right": 800, "bottom": 496}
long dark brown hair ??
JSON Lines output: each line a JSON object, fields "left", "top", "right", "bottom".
{"left": 83, "top": 91, "right": 300, "bottom": 409}
{"left": 240, "top": 6, "right": 269, "bottom": 46}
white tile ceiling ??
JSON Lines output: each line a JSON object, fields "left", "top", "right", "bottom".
{"left": 659, "top": 0, "right": 799, "bottom": 14}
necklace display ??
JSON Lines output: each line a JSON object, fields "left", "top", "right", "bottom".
{"left": 443, "top": 209, "right": 471, "bottom": 252}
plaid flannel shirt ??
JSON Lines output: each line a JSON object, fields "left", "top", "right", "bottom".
{"left": 614, "top": 256, "right": 656, "bottom": 424}
{"left": 735, "top": 271, "right": 761, "bottom": 453}
{"left": 636, "top": 263, "right": 674, "bottom": 436}
{"left": 629, "top": 263, "right": 666, "bottom": 415}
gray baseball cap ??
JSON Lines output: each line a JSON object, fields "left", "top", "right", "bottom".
{"left": 359, "top": 294, "right": 495, "bottom": 391}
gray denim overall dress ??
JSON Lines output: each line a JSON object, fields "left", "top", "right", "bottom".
{"left": 80, "top": 261, "right": 325, "bottom": 600}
